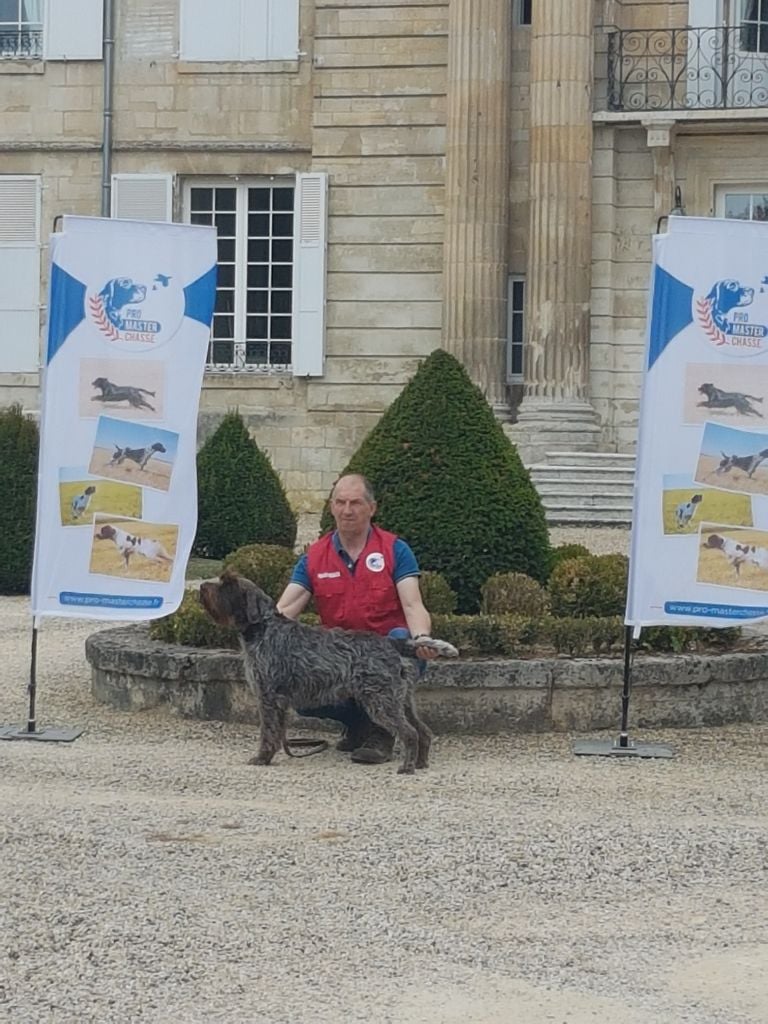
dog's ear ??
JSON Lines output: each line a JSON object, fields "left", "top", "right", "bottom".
{"left": 244, "top": 581, "right": 274, "bottom": 623}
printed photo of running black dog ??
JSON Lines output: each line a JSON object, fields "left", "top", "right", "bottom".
{"left": 78, "top": 358, "right": 164, "bottom": 420}
{"left": 682, "top": 362, "right": 768, "bottom": 427}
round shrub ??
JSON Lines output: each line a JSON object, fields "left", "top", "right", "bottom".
{"left": 194, "top": 410, "right": 296, "bottom": 559}
{"left": 548, "top": 543, "right": 591, "bottom": 577}
{"left": 481, "top": 572, "right": 550, "bottom": 617}
{"left": 419, "top": 571, "right": 458, "bottom": 615}
{"left": 149, "top": 589, "right": 238, "bottom": 648}
{"left": 222, "top": 543, "right": 297, "bottom": 601}
{"left": 321, "top": 349, "right": 551, "bottom": 612}
{"left": 0, "top": 405, "right": 38, "bottom": 595}
{"left": 548, "top": 554, "right": 629, "bottom": 619}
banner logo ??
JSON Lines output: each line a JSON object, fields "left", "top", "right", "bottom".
{"left": 695, "top": 278, "right": 768, "bottom": 354}
{"left": 88, "top": 273, "right": 182, "bottom": 347}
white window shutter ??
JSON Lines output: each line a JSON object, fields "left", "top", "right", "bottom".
{"left": 267, "top": 0, "right": 300, "bottom": 60}
{"left": 686, "top": 0, "right": 723, "bottom": 106}
{"left": 292, "top": 173, "right": 328, "bottom": 378}
{"left": 242, "top": 1, "right": 269, "bottom": 60}
{"left": 111, "top": 175, "right": 174, "bottom": 222}
{"left": 44, "top": 0, "right": 103, "bottom": 60}
{"left": 180, "top": 0, "right": 242, "bottom": 60}
{"left": 0, "top": 177, "right": 40, "bottom": 372}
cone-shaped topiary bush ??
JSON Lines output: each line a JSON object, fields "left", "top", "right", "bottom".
{"left": 0, "top": 405, "right": 39, "bottom": 595}
{"left": 321, "top": 349, "right": 550, "bottom": 612}
{"left": 194, "top": 411, "right": 296, "bottom": 560}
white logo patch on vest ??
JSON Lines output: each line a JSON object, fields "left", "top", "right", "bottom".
{"left": 317, "top": 571, "right": 342, "bottom": 579}
{"left": 366, "top": 552, "right": 385, "bottom": 573}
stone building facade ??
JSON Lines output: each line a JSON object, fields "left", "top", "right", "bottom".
{"left": 1, "top": 0, "right": 768, "bottom": 514}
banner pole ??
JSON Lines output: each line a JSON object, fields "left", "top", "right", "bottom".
{"left": 26, "top": 620, "right": 39, "bottom": 734}
{"left": 617, "top": 624, "right": 633, "bottom": 749}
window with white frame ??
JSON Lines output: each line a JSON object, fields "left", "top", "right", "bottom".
{"left": 179, "top": 0, "right": 300, "bottom": 62}
{"left": 716, "top": 184, "right": 768, "bottom": 220}
{"left": 0, "top": 175, "right": 41, "bottom": 372}
{"left": 741, "top": 0, "right": 768, "bottom": 53}
{"left": 0, "top": 0, "right": 102, "bottom": 60}
{"left": 506, "top": 276, "right": 525, "bottom": 383}
{"left": 186, "top": 181, "right": 295, "bottom": 370}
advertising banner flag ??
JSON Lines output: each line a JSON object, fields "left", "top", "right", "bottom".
{"left": 627, "top": 215, "right": 768, "bottom": 628}
{"left": 30, "top": 216, "right": 216, "bottom": 621}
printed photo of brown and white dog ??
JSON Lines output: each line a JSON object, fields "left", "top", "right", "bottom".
{"left": 697, "top": 523, "right": 768, "bottom": 592}
{"left": 694, "top": 422, "right": 768, "bottom": 496}
{"left": 661, "top": 474, "right": 752, "bottom": 535}
{"left": 88, "top": 416, "right": 178, "bottom": 493}
{"left": 58, "top": 467, "right": 142, "bottom": 527}
{"left": 78, "top": 358, "right": 164, "bottom": 421}
{"left": 90, "top": 513, "right": 178, "bottom": 583}
{"left": 682, "top": 362, "right": 768, "bottom": 427}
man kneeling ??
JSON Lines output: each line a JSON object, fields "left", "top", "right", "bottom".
{"left": 277, "top": 474, "right": 437, "bottom": 764}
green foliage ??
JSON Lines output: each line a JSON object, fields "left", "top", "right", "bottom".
{"left": 222, "top": 543, "right": 297, "bottom": 601}
{"left": 637, "top": 625, "right": 742, "bottom": 654}
{"left": 0, "top": 405, "right": 39, "bottom": 595}
{"left": 419, "top": 570, "right": 458, "bottom": 615}
{"left": 320, "top": 349, "right": 550, "bottom": 612}
{"left": 194, "top": 410, "right": 296, "bottom": 559}
{"left": 481, "top": 572, "right": 550, "bottom": 617}
{"left": 149, "top": 589, "right": 238, "bottom": 648}
{"left": 548, "top": 554, "right": 629, "bottom": 619}
{"left": 548, "top": 543, "right": 592, "bottom": 578}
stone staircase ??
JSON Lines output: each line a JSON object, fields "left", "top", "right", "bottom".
{"left": 526, "top": 451, "right": 637, "bottom": 526}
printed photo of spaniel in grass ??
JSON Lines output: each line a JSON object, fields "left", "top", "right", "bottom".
{"left": 661, "top": 474, "right": 752, "bottom": 536}
{"left": 90, "top": 514, "right": 178, "bottom": 583}
{"left": 697, "top": 523, "right": 768, "bottom": 592}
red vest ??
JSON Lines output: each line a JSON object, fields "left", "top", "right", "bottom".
{"left": 306, "top": 526, "right": 408, "bottom": 635}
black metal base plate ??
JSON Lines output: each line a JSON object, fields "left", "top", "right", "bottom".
{"left": 573, "top": 739, "right": 675, "bottom": 759}
{"left": 0, "top": 724, "right": 84, "bottom": 743}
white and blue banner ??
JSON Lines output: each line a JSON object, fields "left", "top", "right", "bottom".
{"left": 627, "top": 215, "right": 768, "bottom": 627}
{"left": 31, "top": 216, "right": 216, "bottom": 620}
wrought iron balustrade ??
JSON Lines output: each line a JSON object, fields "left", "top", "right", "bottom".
{"left": 0, "top": 28, "right": 42, "bottom": 59}
{"left": 607, "top": 26, "right": 768, "bottom": 111}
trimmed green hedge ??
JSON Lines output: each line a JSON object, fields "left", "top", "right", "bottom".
{"left": 0, "top": 405, "right": 38, "bottom": 595}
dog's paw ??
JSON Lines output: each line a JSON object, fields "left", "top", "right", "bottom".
{"left": 397, "top": 765, "right": 416, "bottom": 775}
{"left": 247, "top": 754, "right": 274, "bottom": 766}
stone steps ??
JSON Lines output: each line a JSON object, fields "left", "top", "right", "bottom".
{"left": 527, "top": 451, "right": 636, "bottom": 526}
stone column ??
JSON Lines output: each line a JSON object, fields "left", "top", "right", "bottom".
{"left": 509, "top": 0, "right": 601, "bottom": 460}
{"left": 442, "top": 0, "right": 511, "bottom": 413}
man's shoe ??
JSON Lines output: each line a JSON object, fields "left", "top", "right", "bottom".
{"left": 350, "top": 728, "right": 395, "bottom": 765}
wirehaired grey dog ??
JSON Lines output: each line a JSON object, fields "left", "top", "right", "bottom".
{"left": 199, "top": 571, "right": 458, "bottom": 774}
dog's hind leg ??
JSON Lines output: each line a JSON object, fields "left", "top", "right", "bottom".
{"left": 249, "top": 695, "right": 289, "bottom": 766}
{"left": 360, "top": 696, "right": 419, "bottom": 774}
{"left": 406, "top": 694, "right": 432, "bottom": 770}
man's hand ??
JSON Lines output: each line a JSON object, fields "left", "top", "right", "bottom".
{"left": 413, "top": 635, "right": 439, "bottom": 660}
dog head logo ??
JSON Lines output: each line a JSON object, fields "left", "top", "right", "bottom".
{"left": 695, "top": 278, "right": 767, "bottom": 354}
{"left": 88, "top": 271, "right": 184, "bottom": 349}
{"left": 365, "top": 552, "right": 386, "bottom": 573}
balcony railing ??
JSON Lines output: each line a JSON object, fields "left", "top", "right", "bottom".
{"left": 0, "top": 28, "right": 42, "bottom": 60}
{"left": 607, "top": 26, "right": 768, "bottom": 111}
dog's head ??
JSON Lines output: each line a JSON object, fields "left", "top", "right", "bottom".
{"left": 91, "top": 377, "right": 108, "bottom": 389}
{"left": 99, "top": 278, "right": 146, "bottom": 319}
{"left": 717, "top": 452, "right": 737, "bottom": 474}
{"left": 199, "top": 570, "right": 275, "bottom": 633}
{"left": 84, "top": 486, "right": 96, "bottom": 496}
{"left": 702, "top": 533, "right": 725, "bottom": 551}
{"left": 95, "top": 524, "right": 116, "bottom": 542}
{"left": 698, "top": 383, "right": 714, "bottom": 397}
{"left": 691, "top": 494, "right": 703, "bottom": 505}
{"left": 706, "top": 279, "right": 754, "bottom": 319}
{"left": 151, "top": 442, "right": 166, "bottom": 454}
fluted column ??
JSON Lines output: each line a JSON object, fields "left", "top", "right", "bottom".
{"left": 442, "top": 0, "right": 511, "bottom": 412}
{"left": 511, "top": 0, "right": 601, "bottom": 456}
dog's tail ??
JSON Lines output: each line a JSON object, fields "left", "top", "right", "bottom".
{"left": 391, "top": 635, "right": 459, "bottom": 659}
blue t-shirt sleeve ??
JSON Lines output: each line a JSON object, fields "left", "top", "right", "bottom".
{"left": 290, "top": 553, "right": 312, "bottom": 592}
{"left": 393, "top": 539, "right": 420, "bottom": 583}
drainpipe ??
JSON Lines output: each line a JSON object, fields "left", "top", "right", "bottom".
{"left": 100, "top": 0, "right": 115, "bottom": 217}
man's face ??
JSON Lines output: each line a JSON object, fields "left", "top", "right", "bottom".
{"left": 331, "top": 480, "right": 375, "bottom": 533}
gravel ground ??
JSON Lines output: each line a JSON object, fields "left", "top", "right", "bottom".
{"left": 1, "top": 593, "right": 767, "bottom": 1024}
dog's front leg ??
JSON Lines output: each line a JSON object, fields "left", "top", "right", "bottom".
{"left": 249, "top": 694, "right": 288, "bottom": 766}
